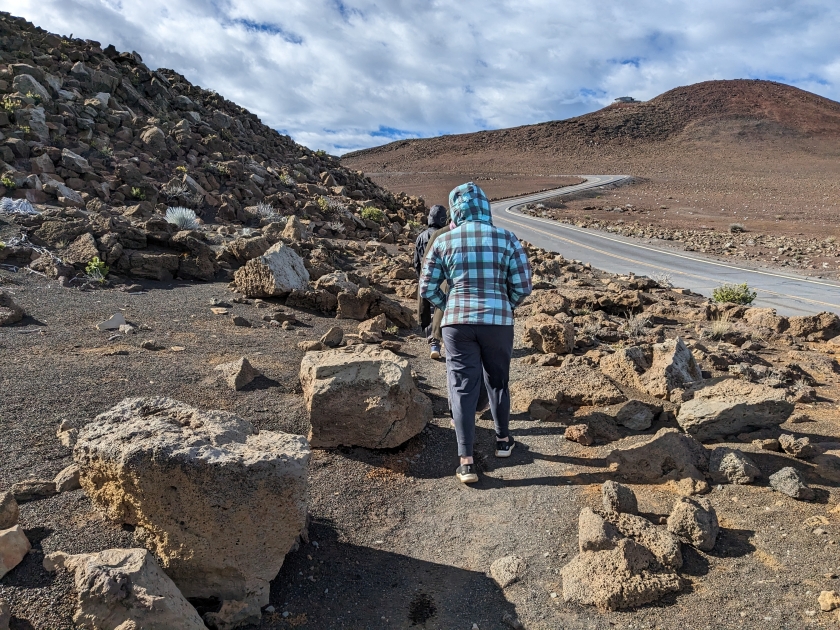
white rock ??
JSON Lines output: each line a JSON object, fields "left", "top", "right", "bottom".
{"left": 233, "top": 242, "right": 309, "bottom": 298}
{"left": 44, "top": 548, "right": 206, "bottom": 630}
{"left": 214, "top": 357, "right": 261, "bottom": 390}
{"left": 0, "top": 525, "right": 31, "bottom": 579}
{"left": 96, "top": 313, "right": 127, "bottom": 331}
{"left": 489, "top": 555, "right": 526, "bottom": 588}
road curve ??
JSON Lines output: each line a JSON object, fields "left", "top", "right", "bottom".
{"left": 491, "top": 175, "right": 840, "bottom": 316}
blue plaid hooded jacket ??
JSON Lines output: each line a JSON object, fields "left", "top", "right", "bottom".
{"left": 419, "top": 182, "right": 532, "bottom": 327}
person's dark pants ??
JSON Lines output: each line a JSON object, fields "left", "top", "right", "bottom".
{"left": 442, "top": 324, "right": 514, "bottom": 457}
{"left": 418, "top": 297, "right": 438, "bottom": 345}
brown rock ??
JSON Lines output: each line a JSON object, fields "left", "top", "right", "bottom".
{"left": 565, "top": 424, "right": 594, "bottom": 446}
{"left": 522, "top": 313, "right": 575, "bottom": 354}
{"left": 215, "top": 357, "right": 261, "bottom": 390}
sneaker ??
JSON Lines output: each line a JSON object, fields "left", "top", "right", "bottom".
{"left": 455, "top": 464, "right": 478, "bottom": 483}
{"left": 495, "top": 437, "right": 515, "bottom": 458}
{"left": 429, "top": 341, "right": 441, "bottom": 360}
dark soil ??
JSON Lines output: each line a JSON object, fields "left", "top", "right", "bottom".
{"left": 3, "top": 265, "right": 840, "bottom": 629}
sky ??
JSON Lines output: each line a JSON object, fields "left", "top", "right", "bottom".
{"left": 6, "top": 0, "right": 840, "bottom": 155}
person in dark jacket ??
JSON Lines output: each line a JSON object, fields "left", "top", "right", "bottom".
{"left": 414, "top": 204, "right": 448, "bottom": 359}
{"left": 419, "top": 182, "right": 532, "bottom": 483}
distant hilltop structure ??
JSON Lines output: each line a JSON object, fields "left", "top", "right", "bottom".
{"left": 614, "top": 96, "right": 638, "bottom": 103}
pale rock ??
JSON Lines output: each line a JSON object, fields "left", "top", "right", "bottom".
{"left": 564, "top": 424, "right": 594, "bottom": 446}
{"left": 819, "top": 590, "right": 840, "bottom": 612}
{"left": 12, "top": 479, "right": 56, "bottom": 502}
{"left": 709, "top": 447, "right": 761, "bottom": 484}
{"left": 300, "top": 345, "right": 432, "bottom": 449}
{"left": 0, "top": 290, "right": 24, "bottom": 326}
{"left": 97, "top": 313, "right": 127, "bottom": 331}
{"left": 0, "top": 491, "right": 19, "bottom": 529}
{"left": 667, "top": 497, "right": 719, "bottom": 552}
{"left": 510, "top": 362, "right": 625, "bottom": 412}
{"left": 55, "top": 464, "right": 81, "bottom": 492}
{"left": 676, "top": 379, "right": 793, "bottom": 441}
{"left": 214, "top": 357, "right": 261, "bottom": 390}
{"left": 234, "top": 242, "right": 309, "bottom": 298}
{"left": 282, "top": 216, "right": 307, "bottom": 240}
{"left": 641, "top": 337, "right": 702, "bottom": 398}
{"left": 743, "top": 307, "right": 788, "bottom": 333}
{"left": 601, "top": 480, "right": 638, "bottom": 515}
{"left": 43, "top": 548, "right": 206, "bottom": 630}
{"left": 0, "top": 525, "right": 31, "bottom": 579}
{"left": 600, "top": 346, "right": 649, "bottom": 390}
{"left": 813, "top": 449, "right": 840, "bottom": 483}
{"left": 298, "top": 341, "right": 326, "bottom": 352}
{"left": 140, "top": 126, "right": 167, "bottom": 152}
{"left": 769, "top": 467, "right": 814, "bottom": 500}
{"left": 358, "top": 314, "right": 388, "bottom": 334}
{"left": 57, "top": 420, "right": 79, "bottom": 448}
{"left": 63, "top": 232, "right": 100, "bottom": 266}
{"left": 489, "top": 555, "right": 526, "bottom": 588}
{"left": 787, "top": 312, "right": 840, "bottom": 341}
{"left": 61, "top": 148, "right": 92, "bottom": 172}
{"left": 522, "top": 314, "right": 575, "bottom": 354}
{"left": 579, "top": 507, "right": 620, "bottom": 552}
{"left": 778, "top": 434, "right": 820, "bottom": 459}
{"left": 608, "top": 512, "right": 683, "bottom": 570}
{"left": 606, "top": 428, "right": 709, "bottom": 490}
{"left": 607, "top": 399, "right": 659, "bottom": 431}
{"left": 73, "top": 397, "right": 310, "bottom": 625}
{"left": 560, "top": 539, "right": 682, "bottom": 610}
{"left": 320, "top": 326, "right": 344, "bottom": 348}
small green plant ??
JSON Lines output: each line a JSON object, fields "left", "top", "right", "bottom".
{"left": 0, "top": 241, "right": 5, "bottom": 250}
{"left": 712, "top": 282, "right": 756, "bottom": 305}
{"left": 85, "top": 256, "right": 109, "bottom": 282}
{"left": 1, "top": 96, "right": 14, "bottom": 113}
{"left": 279, "top": 173, "right": 296, "bottom": 187}
{"left": 96, "top": 144, "right": 114, "bottom": 157}
{"left": 316, "top": 196, "right": 332, "bottom": 214}
{"left": 24, "top": 91, "right": 42, "bottom": 105}
{"left": 407, "top": 219, "right": 422, "bottom": 230}
{"left": 18, "top": 125, "right": 31, "bottom": 134}
{"left": 315, "top": 149, "right": 329, "bottom": 157}
{"left": 1, "top": 175, "right": 15, "bottom": 190}
{"left": 729, "top": 223, "right": 746, "bottom": 234}
{"left": 176, "top": 165, "right": 188, "bottom": 174}
{"left": 360, "top": 206, "right": 385, "bottom": 223}
{"left": 385, "top": 325, "right": 399, "bottom": 335}
{"left": 130, "top": 186, "right": 145, "bottom": 200}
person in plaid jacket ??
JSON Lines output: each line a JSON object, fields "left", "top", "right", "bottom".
{"left": 419, "top": 182, "right": 532, "bottom": 483}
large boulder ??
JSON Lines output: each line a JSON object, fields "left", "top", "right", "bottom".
{"left": 560, "top": 538, "right": 682, "bottom": 611}
{"left": 641, "top": 337, "right": 702, "bottom": 398}
{"left": 73, "top": 397, "right": 310, "bottom": 628}
{"left": 44, "top": 548, "right": 206, "bottom": 630}
{"left": 0, "top": 525, "right": 30, "bottom": 579}
{"left": 300, "top": 345, "right": 432, "bottom": 448}
{"left": 233, "top": 242, "right": 309, "bottom": 298}
{"left": 743, "top": 307, "right": 788, "bottom": 333}
{"left": 511, "top": 362, "right": 626, "bottom": 411}
{"left": 0, "top": 290, "right": 24, "bottom": 326}
{"left": 606, "top": 428, "right": 709, "bottom": 491}
{"left": 522, "top": 314, "right": 575, "bottom": 355}
{"left": 676, "top": 379, "right": 793, "bottom": 441}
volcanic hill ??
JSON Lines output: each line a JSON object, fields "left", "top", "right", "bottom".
{"left": 343, "top": 80, "right": 840, "bottom": 242}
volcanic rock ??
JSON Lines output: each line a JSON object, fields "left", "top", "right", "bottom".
{"left": 73, "top": 397, "right": 310, "bottom": 627}
{"left": 667, "top": 497, "right": 719, "bottom": 552}
{"left": 214, "top": 357, "right": 261, "bottom": 390}
{"left": 300, "top": 345, "right": 432, "bottom": 448}
{"left": 768, "top": 467, "right": 814, "bottom": 500}
{"left": 522, "top": 314, "right": 575, "bottom": 354}
{"left": 233, "top": 242, "right": 310, "bottom": 298}
{"left": 601, "top": 480, "right": 639, "bottom": 515}
{"left": 43, "top": 548, "right": 206, "bottom": 630}
{"left": 606, "top": 428, "right": 708, "bottom": 491}
{"left": 676, "top": 379, "right": 793, "bottom": 441}
{"left": 0, "top": 525, "right": 31, "bottom": 579}
{"left": 0, "top": 290, "right": 24, "bottom": 326}
{"left": 709, "top": 447, "right": 761, "bottom": 485}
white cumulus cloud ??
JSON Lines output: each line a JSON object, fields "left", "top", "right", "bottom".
{"left": 5, "top": 0, "right": 840, "bottom": 154}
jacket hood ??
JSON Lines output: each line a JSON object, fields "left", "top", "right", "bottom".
{"left": 448, "top": 182, "right": 493, "bottom": 226}
{"left": 427, "top": 204, "right": 448, "bottom": 228}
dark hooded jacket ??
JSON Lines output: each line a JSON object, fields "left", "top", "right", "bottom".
{"left": 413, "top": 204, "right": 448, "bottom": 276}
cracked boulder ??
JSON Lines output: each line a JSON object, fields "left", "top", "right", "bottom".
{"left": 676, "top": 379, "right": 793, "bottom": 441}
{"left": 641, "top": 337, "right": 702, "bottom": 398}
{"left": 43, "top": 548, "right": 206, "bottom": 630}
{"left": 300, "top": 345, "right": 432, "bottom": 448}
{"left": 73, "top": 397, "right": 310, "bottom": 628}
{"left": 233, "top": 242, "right": 310, "bottom": 298}
{"left": 522, "top": 314, "right": 575, "bottom": 355}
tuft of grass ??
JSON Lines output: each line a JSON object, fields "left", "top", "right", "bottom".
{"left": 176, "top": 165, "right": 188, "bottom": 174}
{"left": 360, "top": 206, "right": 385, "bottom": 223}
{"left": 706, "top": 315, "right": 731, "bottom": 340}
{"left": 130, "top": 186, "right": 145, "bottom": 200}
{"left": 729, "top": 223, "right": 746, "bottom": 234}
{"left": 165, "top": 206, "right": 199, "bottom": 230}
{"left": 623, "top": 313, "right": 651, "bottom": 339}
{"left": 712, "top": 282, "right": 756, "bottom": 305}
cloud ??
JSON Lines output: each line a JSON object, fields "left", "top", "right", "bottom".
{"left": 5, "top": 0, "right": 840, "bottom": 154}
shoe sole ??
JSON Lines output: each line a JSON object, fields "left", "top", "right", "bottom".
{"left": 495, "top": 442, "right": 515, "bottom": 458}
{"left": 456, "top": 472, "right": 479, "bottom": 483}
{"left": 430, "top": 350, "right": 441, "bottom": 359}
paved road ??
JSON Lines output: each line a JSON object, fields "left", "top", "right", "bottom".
{"left": 492, "top": 175, "right": 840, "bottom": 316}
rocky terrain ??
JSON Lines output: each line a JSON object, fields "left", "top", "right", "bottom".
{"left": 6, "top": 10, "right": 840, "bottom": 630}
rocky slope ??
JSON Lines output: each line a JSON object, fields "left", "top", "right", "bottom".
{"left": 0, "top": 11, "right": 427, "bottom": 285}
